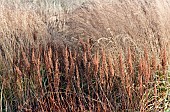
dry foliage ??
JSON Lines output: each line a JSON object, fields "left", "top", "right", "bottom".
{"left": 0, "top": 0, "right": 170, "bottom": 112}
{"left": 0, "top": 41, "right": 168, "bottom": 111}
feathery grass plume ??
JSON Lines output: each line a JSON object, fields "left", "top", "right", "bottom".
{"left": 119, "top": 52, "right": 125, "bottom": 85}
{"left": 79, "top": 39, "right": 87, "bottom": 68}
{"left": 14, "top": 65, "right": 23, "bottom": 88}
{"left": 144, "top": 60, "right": 149, "bottom": 85}
{"left": 127, "top": 47, "right": 133, "bottom": 80}
{"left": 54, "top": 51, "right": 60, "bottom": 99}
{"left": 48, "top": 45, "right": 53, "bottom": 70}
{"left": 141, "top": 57, "right": 148, "bottom": 85}
{"left": 21, "top": 50, "right": 30, "bottom": 70}
{"left": 151, "top": 53, "right": 157, "bottom": 81}
{"left": 76, "top": 65, "right": 81, "bottom": 92}
{"left": 161, "top": 47, "right": 167, "bottom": 75}
{"left": 36, "top": 46, "right": 43, "bottom": 89}
{"left": 113, "top": 55, "right": 119, "bottom": 77}
{"left": 100, "top": 49, "right": 108, "bottom": 86}
{"left": 31, "top": 47, "right": 41, "bottom": 91}
{"left": 127, "top": 47, "right": 134, "bottom": 106}
{"left": 63, "top": 46, "right": 69, "bottom": 78}
{"left": 138, "top": 58, "right": 143, "bottom": 98}
{"left": 144, "top": 48, "right": 149, "bottom": 63}
{"left": 125, "top": 71, "right": 132, "bottom": 106}
{"left": 139, "top": 73, "right": 143, "bottom": 98}
{"left": 44, "top": 48, "right": 53, "bottom": 92}
{"left": 93, "top": 50, "right": 99, "bottom": 76}
{"left": 107, "top": 53, "right": 114, "bottom": 89}
{"left": 87, "top": 39, "right": 92, "bottom": 61}
{"left": 14, "top": 65, "right": 23, "bottom": 99}
{"left": 64, "top": 48, "right": 71, "bottom": 93}
{"left": 99, "top": 50, "right": 105, "bottom": 85}
{"left": 108, "top": 53, "right": 114, "bottom": 77}
{"left": 152, "top": 53, "right": 157, "bottom": 71}
{"left": 31, "top": 48, "right": 38, "bottom": 91}
{"left": 147, "top": 62, "right": 151, "bottom": 85}
{"left": 67, "top": 50, "right": 74, "bottom": 92}
{"left": 118, "top": 52, "right": 127, "bottom": 110}
{"left": 31, "top": 47, "right": 36, "bottom": 65}
{"left": 54, "top": 55, "right": 60, "bottom": 109}
{"left": 144, "top": 48, "right": 152, "bottom": 85}
{"left": 44, "top": 50, "right": 50, "bottom": 71}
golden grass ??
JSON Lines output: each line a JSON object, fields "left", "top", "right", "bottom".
{"left": 0, "top": 0, "right": 170, "bottom": 111}
{"left": 1, "top": 40, "right": 168, "bottom": 111}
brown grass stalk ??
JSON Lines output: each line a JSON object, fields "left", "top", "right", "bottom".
{"left": 76, "top": 65, "right": 81, "bottom": 92}
{"left": 14, "top": 65, "right": 23, "bottom": 99}
{"left": 142, "top": 58, "right": 148, "bottom": 85}
{"left": 31, "top": 48, "right": 42, "bottom": 91}
{"left": 99, "top": 57, "right": 104, "bottom": 85}
{"left": 54, "top": 51, "right": 60, "bottom": 93}
{"left": 127, "top": 47, "right": 134, "bottom": 83}
{"left": 152, "top": 53, "right": 157, "bottom": 71}
{"left": 63, "top": 46, "right": 69, "bottom": 78}
{"left": 21, "top": 50, "right": 30, "bottom": 70}
{"left": 161, "top": 47, "right": 167, "bottom": 75}
{"left": 126, "top": 48, "right": 133, "bottom": 104}
{"left": 100, "top": 49, "right": 108, "bottom": 87}
{"left": 144, "top": 48, "right": 149, "bottom": 63}
{"left": 128, "top": 47, "right": 133, "bottom": 75}
{"left": 119, "top": 52, "right": 125, "bottom": 85}
{"left": 37, "top": 48, "right": 43, "bottom": 89}
{"left": 151, "top": 53, "right": 157, "bottom": 81}
{"left": 15, "top": 65, "right": 22, "bottom": 77}
{"left": 139, "top": 74, "right": 143, "bottom": 98}
{"left": 80, "top": 39, "right": 87, "bottom": 69}
{"left": 108, "top": 53, "right": 114, "bottom": 77}
{"left": 44, "top": 49, "right": 53, "bottom": 91}
{"left": 44, "top": 51, "right": 50, "bottom": 71}
{"left": 93, "top": 50, "right": 99, "bottom": 76}
{"left": 66, "top": 50, "right": 74, "bottom": 92}
{"left": 48, "top": 46, "right": 53, "bottom": 70}
{"left": 31, "top": 48, "right": 36, "bottom": 65}
{"left": 87, "top": 39, "right": 92, "bottom": 61}
{"left": 107, "top": 53, "right": 114, "bottom": 89}
{"left": 138, "top": 59, "right": 143, "bottom": 97}
{"left": 147, "top": 63, "right": 151, "bottom": 85}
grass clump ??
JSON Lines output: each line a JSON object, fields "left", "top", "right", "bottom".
{"left": 1, "top": 40, "right": 169, "bottom": 111}
{"left": 0, "top": 0, "right": 170, "bottom": 111}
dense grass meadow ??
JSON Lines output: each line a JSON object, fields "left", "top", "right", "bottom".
{"left": 0, "top": 0, "right": 170, "bottom": 111}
